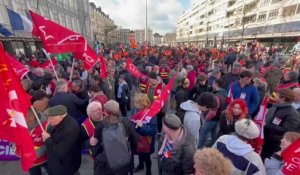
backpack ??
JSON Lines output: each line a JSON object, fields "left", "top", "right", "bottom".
{"left": 175, "top": 108, "right": 187, "bottom": 123}
{"left": 102, "top": 121, "right": 131, "bottom": 171}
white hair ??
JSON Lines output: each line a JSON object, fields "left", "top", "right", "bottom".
{"left": 87, "top": 101, "right": 102, "bottom": 116}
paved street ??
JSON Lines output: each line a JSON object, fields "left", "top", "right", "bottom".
{"left": 0, "top": 153, "right": 159, "bottom": 175}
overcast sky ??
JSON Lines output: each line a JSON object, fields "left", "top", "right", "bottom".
{"left": 90, "top": 0, "right": 197, "bottom": 35}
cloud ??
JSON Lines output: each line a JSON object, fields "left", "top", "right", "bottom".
{"left": 90, "top": 0, "right": 193, "bottom": 34}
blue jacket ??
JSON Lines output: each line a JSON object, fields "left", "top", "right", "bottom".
{"left": 135, "top": 117, "right": 157, "bottom": 154}
{"left": 231, "top": 81, "right": 259, "bottom": 115}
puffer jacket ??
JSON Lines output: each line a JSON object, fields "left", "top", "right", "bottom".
{"left": 158, "top": 128, "right": 196, "bottom": 175}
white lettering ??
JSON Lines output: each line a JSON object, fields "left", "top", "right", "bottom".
{"left": 38, "top": 26, "right": 54, "bottom": 40}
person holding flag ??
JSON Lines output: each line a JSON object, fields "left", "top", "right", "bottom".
{"left": 264, "top": 132, "right": 300, "bottom": 175}
{"left": 131, "top": 93, "right": 157, "bottom": 175}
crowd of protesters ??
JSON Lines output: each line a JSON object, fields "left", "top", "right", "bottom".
{"left": 16, "top": 43, "right": 300, "bottom": 175}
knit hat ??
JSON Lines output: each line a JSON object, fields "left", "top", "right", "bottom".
{"left": 43, "top": 105, "right": 67, "bottom": 117}
{"left": 163, "top": 114, "right": 182, "bottom": 130}
{"left": 235, "top": 119, "right": 259, "bottom": 140}
{"left": 149, "top": 72, "right": 157, "bottom": 79}
{"left": 104, "top": 100, "right": 120, "bottom": 115}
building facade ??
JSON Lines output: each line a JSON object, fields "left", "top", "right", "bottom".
{"left": 153, "top": 33, "right": 164, "bottom": 46}
{"left": 0, "top": 0, "right": 91, "bottom": 56}
{"left": 134, "top": 28, "right": 153, "bottom": 45}
{"left": 90, "top": 2, "right": 117, "bottom": 46}
{"left": 176, "top": 0, "right": 300, "bottom": 48}
{"left": 164, "top": 32, "right": 176, "bottom": 46}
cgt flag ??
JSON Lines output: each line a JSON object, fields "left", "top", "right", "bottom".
{"left": 0, "top": 45, "right": 36, "bottom": 172}
{"left": 132, "top": 74, "right": 177, "bottom": 123}
{"left": 29, "top": 10, "right": 87, "bottom": 54}
{"left": 126, "top": 58, "right": 142, "bottom": 79}
{"left": 99, "top": 54, "right": 108, "bottom": 79}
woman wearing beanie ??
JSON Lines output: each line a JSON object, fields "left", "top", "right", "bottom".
{"left": 213, "top": 119, "right": 266, "bottom": 175}
{"left": 261, "top": 89, "right": 300, "bottom": 161}
{"left": 265, "top": 132, "right": 300, "bottom": 175}
{"left": 218, "top": 99, "right": 250, "bottom": 137}
{"left": 158, "top": 114, "right": 196, "bottom": 175}
{"left": 131, "top": 93, "right": 157, "bottom": 175}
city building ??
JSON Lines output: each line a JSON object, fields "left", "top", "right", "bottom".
{"left": 153, "top": 33, "right": 164, "bottom": 46}
{"left": 0, "top": 0, "right": 91, "bottom": 56}
{"left": 176, "top": 0, "right": 300, "bottom": 49}
{"left": 164, "top": 32, "right": 177, "bottom": 46}
{"left": 90, "top": 2, "right": 117, "bottom": 46}
{"left": 134, "top": 28, "right": 153, "bottom": 45}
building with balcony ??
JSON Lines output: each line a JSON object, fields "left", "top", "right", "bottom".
{"left": 0, "top": 0, "right": 91, "bottom": 56}
{"left": 90, "top": 2, "right": 117, "bottom": 46}
{"left": 176, "top": 0, "right": 300, "bottom": 49}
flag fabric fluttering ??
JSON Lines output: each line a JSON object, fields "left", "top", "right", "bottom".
{"left": 249, "top": 95, "right": 268, "bottom": 154}
{"left": 132, "top": 74, "right": 177, "bottom": 123}
{"left": 130, "top": 35, "right": 137, "bottom": 49}
{"left": 226, "top": 82, "right": 233, "bottom": 104}
{"left": 126, "top": 58, "right": 142, "bottom": 79}
{"left": 39, "top": 57, "right": 58, "bottom": 72}
{"left": 0, "top": 45, "right": 36, "bottom": 172}
{"left": 6, "top": 53, "right": 29, "bottom": 79}
{"left": 7, "top": 8, "right": 33, "bottom": 33}
{"left": 73, "top": 45, "right": 99, "bottom": 71}
{"left": 29, "top": 10, "right": 87, "bottom": 54}
{"left": 99, "top": 54, "right": 108, "bottom": 79}
{"left": 281, "top": 138, "right": 300, "bottom": 175}
{"left": 0, "top": 24, "right": 13, "bottom": 36}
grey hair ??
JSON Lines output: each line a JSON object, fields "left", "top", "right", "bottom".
{"left": 55, "top": 80, "right": 68, "bottom": 92}
{"left": 87, "top": 101, "right": 102, "bottom": 116}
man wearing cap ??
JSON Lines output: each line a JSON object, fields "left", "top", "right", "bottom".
{"left": 157, "top": 114, "right": 196, "bottom": 175}
{"left": 213, "top": 119, "right": 266, "bottom": 175}
{"left": 42, "top": 105, "right": 81, "bottom": 175}
{"left": 145, "top": 72, "right": 166, "bottom": 134}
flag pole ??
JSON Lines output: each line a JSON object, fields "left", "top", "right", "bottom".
{"left": 30, "top": 106, "right": 45, "bottom": 132}
{"left": 69, "top": 57, "right": 75, "bottom": 81}
{"left": 42, "top": 49, "right": 59, "bottom": 80}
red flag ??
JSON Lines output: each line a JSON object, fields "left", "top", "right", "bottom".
{"left": 0, "top": 46, "right": 36, "bottom": 172}
{"left": 132, "top": 74, "right": 177, "bottom": 123}
{"left": 73, "top": 45, "right": 99, "bottom": 71}
{"left": 281, "top": 138, "right": 300, "bottom": 175}
{"left": 249, "top": 95, "right": 268, "bottom": 154}
{"left": 6, "top": 53, "right": 29, "bottom": 79}
{"left": 39, "top": 57, "right": 58, "bottom": 72}
{"left": 226, "top": 82, "right": 233, "bottom": 104}
{"left": 29, "top": 10, "right": 87, "bottom": 54}
{"left": 126, "top": 58, "right": 141, "bottom": 79}
{"left": 99, "top": 54, "right": 108, "bottom": 79}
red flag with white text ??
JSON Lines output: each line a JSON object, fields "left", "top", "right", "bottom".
{"left": 0, "top": 45, "right": 36, "bottom": 172}
{"left": 281, "top": 138, "right": 300, "bottom": 175}
{"left": 99, "top": 54, "right": 108, "bottom": 79}
{"left": 226, "top": 82, "right": 233, "bottom": 104}
{"left": 126, "top": 58, "right": 141, "bottom": 79}
{"left": 6, "top": 53, "right": 29, "bottom": 79}
{"left": 249, "top": 95, "right": 268, "bottom": 154}
{"left": 29, "top": 10, "right": 87, "bottom": 54}
{"left": 132, "top": 74, "right": 176, "bottom": 123}
{"left": 73, "top": 45, "right": 99, "bottom": 71}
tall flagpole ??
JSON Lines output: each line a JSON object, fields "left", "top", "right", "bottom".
{"left": 145, "top": 0, "right": 147, "bottom": 43}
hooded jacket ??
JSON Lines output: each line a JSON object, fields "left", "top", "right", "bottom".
{"left": 213, "top": 135, "right": 266, "bottom": 175}
{"left": 180, "top": 100, "right": 201, "bottom": 147}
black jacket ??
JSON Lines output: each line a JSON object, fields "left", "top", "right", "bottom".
{"left": 115, "top": 83, "right": 130, "bottom": 104}
{"left": 221, "top": 72, "right": 240, "bottom": 91}
{"left": 264, "top": 103, "right": 300, "bottom": 142}
{"left": 158, "top": 128, "right": 195, "bottom": 175}
{"left": 212, "top": 89, "right": 227, "bottom": 121}
{"left": 218, "top": 113, "right": 251, "bottom": 137}
{"left": 45, "top": 115, "right": 81, "bottom": 175}
{"left": 91, "top": 117, "right": 137, "bottom": 175}
{"left": 175, "top": 86, "right": 190, "bottom": 108}
{"left": 190, "top": 82, "right": 208, "bottom": 101}
{"left": 49, "top": 92, "right": 89, "bottom": 119}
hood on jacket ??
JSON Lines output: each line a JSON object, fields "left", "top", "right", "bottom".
{"left": 223, "top": 135, "right": 253, "bottom": 156}
{"left": 180, "top": 100, "right": 201, "bottom": 113}
{"left": 213, "top": 88, "right": 227, "bottom": 97}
